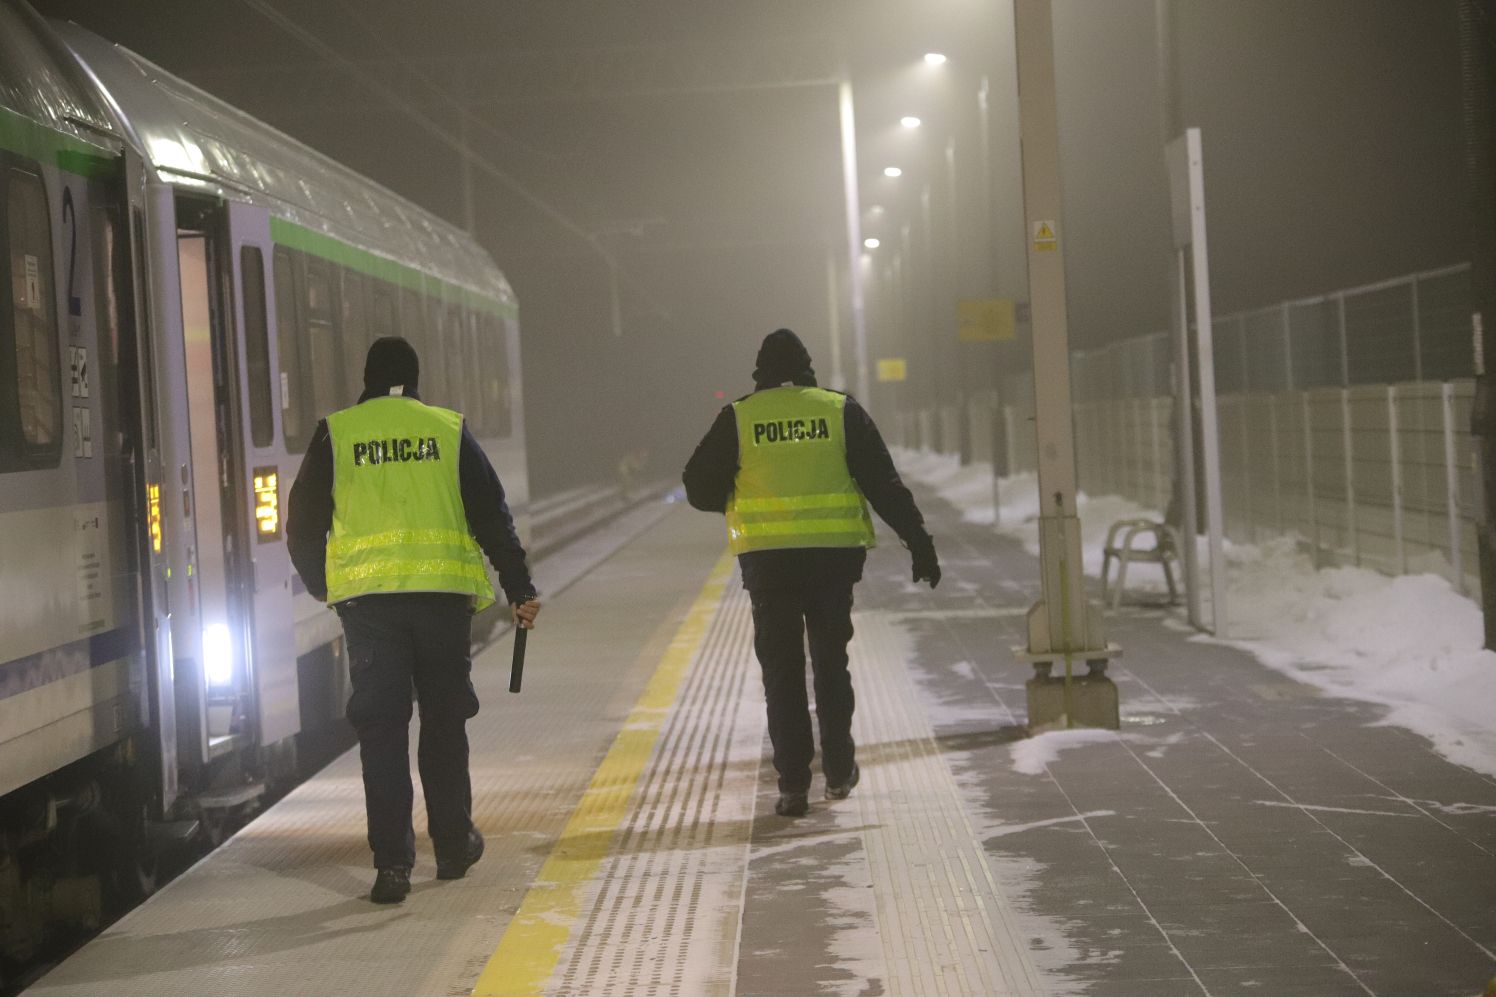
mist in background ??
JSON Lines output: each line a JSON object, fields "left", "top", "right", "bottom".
{"left": 29, "top": 0, "right": 1467, "bottom": 497}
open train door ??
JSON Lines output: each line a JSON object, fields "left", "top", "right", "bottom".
{"left": 170, "top": 194, "right": 299, "bottom": 779}
{"left": 217, "top": 200, "right": 299, "bottom": 753}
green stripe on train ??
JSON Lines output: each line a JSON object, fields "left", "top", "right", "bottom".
{"left": 0, "top": 105, "right": 118, "bottom": 177}
{"left": 269, "top": 216, "right": 518, "bottom": 320}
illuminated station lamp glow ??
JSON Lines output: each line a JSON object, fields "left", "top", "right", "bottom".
{"left": 900, "top": 116, "right": 922, "bottom": 129}
{"left": 863, "top": 238, "right": 881, "bottom": 249}
{"left": 923, "top": 52, "right": 947, "bottom": 66}
{"left": 883, "top": 166, "right": 902, "bottom": 178}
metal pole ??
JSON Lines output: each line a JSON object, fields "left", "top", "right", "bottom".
{"left": 1389, "top": 385, "right": 1406, "bottom": 572}
{"left": 1443, "top": 381, "right": 1466, "bottom": 592}
{"left": 1175, "top": 250, "right": 1202, "bottom": 626}
{"left": 1181, "top": 130, "right": 1228, "bottom": 635}
{"left": 838, "top": 78, "right": 871, "bottom": 405}
{"left": 1013, "top": 0, "right": 1114, "bottom": 682}
{"left": 826, "top": 246, "right": 845, "bottom": 392}
{"left": 920, "top": 182, "right": 938, "bottom": 451}
{"left": 1342, "top": 388, "right": 1359, "bottom": 565}
{"left": 1304, "top": 392, "right": 1321, "bottom": 568}
{"left": 1457, "top": 0, "right": 1496, "bottom": 646}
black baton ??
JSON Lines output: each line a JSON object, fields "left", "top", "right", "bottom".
{"left": 508, "top": 626, "right": 528, "bottom": 693}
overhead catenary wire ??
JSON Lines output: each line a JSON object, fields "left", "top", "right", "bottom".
{"left": 237, "top": 0, "right": 671, "bottom": 333}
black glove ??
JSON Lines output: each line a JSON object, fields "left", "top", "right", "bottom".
{"left": 910, "top": 536, "right": 941, "bottom": 589}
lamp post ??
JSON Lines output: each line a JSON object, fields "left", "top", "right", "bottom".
{"left": 838, "top": 78, "right": 872, "bottom": 406}
{"left": 1011, "top": 0, "right": 1118, "bottom": 728}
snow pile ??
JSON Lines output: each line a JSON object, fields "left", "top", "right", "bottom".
{"left": 1009, "top": 729, "right": 1121, "bottom": 775}
{"left": 895, "top": 448, "right": 1496, "bottom": 780}
{"left": 1219, "top": 537, "right": 1496, "bottom": 778}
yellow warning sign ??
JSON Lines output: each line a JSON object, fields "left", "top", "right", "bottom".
{"left": 876, "top": 358, "right": 907, "bottom": 382}
{"left": 957, "top": 298, "right": 1017, "bottom": 343}
{"left": 1033, "top": 220, "right": 1057, "bottom": 252}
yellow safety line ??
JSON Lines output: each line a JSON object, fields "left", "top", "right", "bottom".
{"left": 470, "top": 550, "right": 735, "bottom": 996}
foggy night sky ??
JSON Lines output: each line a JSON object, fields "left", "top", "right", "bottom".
{"left": 26, "top": 0, "right": 1467, "bottom": 495}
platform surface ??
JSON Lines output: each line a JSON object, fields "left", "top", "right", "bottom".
{"left": 28, "top": 482, "right": 1496, "bottom": 996}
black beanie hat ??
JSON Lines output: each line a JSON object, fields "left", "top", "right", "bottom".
{"left": 363, "top": 336, "right": 419, "bottom": 395}
{"left": 752, "top": 328, "right": 816, "bottom": 388}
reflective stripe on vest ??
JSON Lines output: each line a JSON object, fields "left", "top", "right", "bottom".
{"left": 724, "top": 387, "right": 875, "bottom": 555}
{"left": 324, "top": 396, "right": 495, "bottom": 609}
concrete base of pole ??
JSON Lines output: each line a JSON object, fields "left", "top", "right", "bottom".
{"left": 1025, "top": 668, "right": 1120, "bottom": 732}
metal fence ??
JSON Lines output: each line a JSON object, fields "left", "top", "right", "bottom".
{"left": 900, "top": 264, "right": 1480, "bottom": 594}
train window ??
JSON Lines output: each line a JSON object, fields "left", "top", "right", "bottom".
{"left": 4, "top": 164, "right": 61, "bottom": 468}
{"left": 444, "top": 303, "right": 465, "bottom": 414}
{"left": 132, "top": 209, "right": 158, "bottom": 452}
{"left": 462, "top": 310, "right": 484, "bottom": 433}
{"left": 272, "top": 247, "right": 309, "bottom": 452}
{"left": 485, "top": 313, "right": 513, "bottom": 439}
{"left": 91, "top": 206, "right": 122, "bottom": 372}
{"left": 340, "top": 269, "right": 367, "bottom": 405}
{"left": 422, "top": 295, "right": 447, "bottom": 405}
{"left": 369, "top": 281, "right": 395, "bottom": 343}
{"left": 303, "top": 258, "right": 340, "bottom": 419}
{"left": 240, "top": 246, "right": 273, "bottom": 448}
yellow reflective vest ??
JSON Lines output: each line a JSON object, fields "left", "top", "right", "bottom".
{"left": 724, "top": 387, "right": 876, "bottom": 555}
{"left": 324, "top": 396, "right": 495, "bottom": 609}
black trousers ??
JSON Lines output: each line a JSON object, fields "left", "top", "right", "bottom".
{"left": 747, "top": 580, "right": 857, "bottom": 794}
{"left": 338, "top": 593, "right": 479, "bottom": 869}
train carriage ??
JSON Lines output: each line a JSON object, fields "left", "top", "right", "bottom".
{"left": 0, "top": 2, "right": 526, "bottom": 963}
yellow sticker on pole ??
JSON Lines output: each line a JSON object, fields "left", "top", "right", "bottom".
{"left": 876, "top": 358, "right": 907, "bottom": 382}
{"left": 1033, "top": 220, "right": 1057, "bottom": 252}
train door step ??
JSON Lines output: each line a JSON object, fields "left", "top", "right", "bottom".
{"left": 143, "top": 819, "right": 201, "bottom": 856}
{"left": 195, "top": 783, "right": 265, "bottom": 811}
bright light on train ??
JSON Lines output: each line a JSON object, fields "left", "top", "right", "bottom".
{"left": 883, "top": 167, "right": 902, "bottom": 178}
{"left": 923, "top": 52, "right": 947, "bottom": 66}
{"left": 863, "top": 238, "right": 881, "bottom": 249}
{"left": 203, "top": 623, "right": 233, "bottom": 687}
{"left": 900, "top": 116, "right": 922, "bottom": 129}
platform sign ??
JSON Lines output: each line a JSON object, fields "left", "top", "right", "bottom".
{"left": 957, "top": 298, "right": 1017, "bottom": 343}
{"left": 876, "top": 358, "right": 907, "bottom": 382}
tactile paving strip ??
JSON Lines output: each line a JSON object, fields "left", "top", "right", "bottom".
{"left": 850, "top": 612, "right": 1047, "bottom": 996}
{"left": 551, "top": 583, "right": 761, "bottom": 995}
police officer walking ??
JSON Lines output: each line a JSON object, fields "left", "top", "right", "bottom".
{"left": 288, "top": 337, "right": 540, "bottom": 903}
{"left": 683, "top": 329, "right": 939, "bottom": 817}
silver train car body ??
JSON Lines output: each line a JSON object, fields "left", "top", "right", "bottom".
{"left": 0, "top": 2, "right": 526, "bottom": 944}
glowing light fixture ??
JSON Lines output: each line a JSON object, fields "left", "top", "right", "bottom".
{"left": 883, "top": 167, "right": 903, "bottom": 178}
{"left": 924, "top": 52, "right": 948, "bottom": 66}
{"left": 869, "top": 204, "right": 885, "bottom": 215}
{"left": 203, "top": 623, "right": 233, "bottom": 687}
{"left": 900, "top": 116, "right": 922, "bottom": 129}
{"left": 864, "top": 238, "right": 881, "bottom": 249}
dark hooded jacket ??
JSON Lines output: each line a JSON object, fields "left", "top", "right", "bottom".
{"left": 286, "top": 337, "right": 535, "bottom": 604}
{"left": 682, "top": 329, "right": 932, "bottom": 591}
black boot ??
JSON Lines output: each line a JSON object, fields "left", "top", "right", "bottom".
{"left": 775, "top": 791, "right": 809, "bottom": 817}
{"left": 370, "top": 866, "right": 411, "bottom": 904}
{"left": 826, "top": 763, "right": 860, "bottom": 801}
{"left": 436, "top": 827, "right": 485, "bottom": 880}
